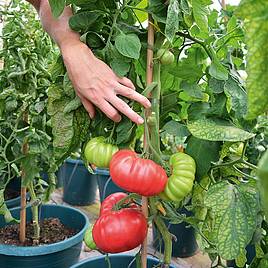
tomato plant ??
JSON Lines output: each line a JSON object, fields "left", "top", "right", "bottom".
{"left": 110, "top": 150, "right": 168, "bottom": 196}
{"left": 84, "top": 137, "right": 118, "bottom": 168}
{"left": 0, "top": 0, "right": 58, "bottom": 238}
{"left": 46, "top": 0, "right": 268, "bottom": 266}
{"left": 91, "top": 193, "right": 148, "bottom": 253}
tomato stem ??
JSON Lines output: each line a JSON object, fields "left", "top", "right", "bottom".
{"left": 28, "top": 181, "right": 40, "bottom": 244}
{"left": 150, "top": 197, "right": 172, "bottom": 266}
{"left": 113, "top": 193, "right": 140, "bottom": 211}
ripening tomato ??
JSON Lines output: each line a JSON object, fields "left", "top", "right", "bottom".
{"left": 84, "top": 137, "right": 118, "bottom": 168}
{"left": 92, "top": 192, "right": 148, "bottom": 253}
{"left": 159, "top": 152, "right": 196, "bottom": 202}
{"left": 157, "top": 49, "right": 175, "bottom": 65}
{"left": 109, "top": 150, "right": 168, "bottom": 196}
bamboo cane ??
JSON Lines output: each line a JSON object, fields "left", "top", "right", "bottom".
{"left": 141, "top": 14, "right": 155, "bottom": 268}
{"left": 19, "top": 112, "right": 28, "bottom": 244}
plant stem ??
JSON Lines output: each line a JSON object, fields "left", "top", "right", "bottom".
{"left": 28, "top": 182, "right": 40, "bottom": 245}
{"left": 150, "top": 198, "right": 172, "bottom": 266}
{"left": 176, "top": 31, "right": 213, "bottom": 60}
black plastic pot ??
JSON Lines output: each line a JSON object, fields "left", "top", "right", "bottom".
{"left": 227, "top": 245, "right": 256, "bottom": 267}
{"left": 4, "top": 178, "right": 30, "bottom": 209}
{"left": 153, "top": 207, "right": 198, "bottom": 258}
{"left": 62, "top": 159, "right": 97, "bottom": 206}
{"left": 70, "top": 254, "right": 176, "bottom": 268}
{"left": 0, "top": 204, "right": 89, "bottom": 268}
{"left": 95, "top": 168, "right": 125, "bottom": 202}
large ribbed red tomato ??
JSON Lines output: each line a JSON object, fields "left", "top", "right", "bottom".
{"left": 92, "top": 193, "right": 147, "bottom": 253}
{"left": 109, "top": 150, "right": 168, "bottom": 196}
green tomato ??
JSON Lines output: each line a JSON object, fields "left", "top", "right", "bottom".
{"left": 84, "top": 225, "right": 97, "bottom": 250}
{"left": 159, "top": 152, "right": 196, "bottom": 202}
{"left": 84, "top": 137, "right": 119, "bottom": 168}
{"left": 157, "top": 49, "right": 175, "bottom": 65}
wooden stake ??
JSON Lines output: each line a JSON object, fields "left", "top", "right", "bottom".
{"left": 222, "top": 0, "right": 226, "bottom": 9}
{"left": 19, "top": 186, "right": 27, "bottom": 243}
{"left": 19, "top": 112, "right": 28, "bottom": 244}
{"left": 141, "top": 14, "right": 155, "bottom": 268}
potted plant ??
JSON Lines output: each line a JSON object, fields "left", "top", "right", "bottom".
{"left": 62, "top": 153, "right": 97, "bottom": 206}
{"left": 46, "top": 0, "right": 268, "bottom": 267}
{"left": 0, "top": 2, "right": 89, "bottom": 267}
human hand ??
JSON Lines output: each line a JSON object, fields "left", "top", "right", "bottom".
{"left": 60, "top": 40, "right": 151, "bottom": 124}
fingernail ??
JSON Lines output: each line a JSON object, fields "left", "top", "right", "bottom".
{"left": 116, "top": 116, "right": 122, "bottom": 122}
{"left": 88, "top": 113, "right": 93, "bottom": 119}
{"left": 138, "top": 117, "right": 144, "bottom": 124}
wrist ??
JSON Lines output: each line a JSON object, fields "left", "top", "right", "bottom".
{"left": 60, "top": 39, "right": 95, "bottom": 63}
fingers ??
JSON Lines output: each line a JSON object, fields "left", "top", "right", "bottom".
{"left": 80, "top": 97, "right": 95, "bottom": 119}
{"left": 95, "top": 99, "right": 122, "bottom": 122}
{"left": 109, "top": 96, "right": 144, "bottom": 125}
{"left": 115, "top": 84, "right": 151, "bottom": 109}
{"left": 117, "top": 77, "right": 135, "bottom": 90}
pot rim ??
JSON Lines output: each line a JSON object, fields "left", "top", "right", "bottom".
{"left": 94, "top": 168, "right": 110, "bottom": 176}
{"left": 70, "top": 254, "right": 176, "bottom": 268}
{"left": 65, "top": 158, "right": 84, "bottom": 165}
{"left": 0, "top": 204, "right": 89, "bottom": 256}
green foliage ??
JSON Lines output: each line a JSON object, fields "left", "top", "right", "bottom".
{"left": 46, "top": 0, "right": 268, "bottom": 264}
{"left": 0, "top": 0, "right": 58, "bottom": 221}
{"left": 236, "top": 0, "right": 268, "bottom": 119}
{"left": 187, "top": 118, "right": 255, "bottom": 142}
{"left": 204, "top": 181, "right": 260, "bottom": 260}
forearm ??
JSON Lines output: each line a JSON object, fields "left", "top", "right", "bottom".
{"left": 26, "top": 0, "right": 82, "bottom": 50}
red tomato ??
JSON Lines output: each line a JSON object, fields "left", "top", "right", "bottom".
{"left": 100, "top": 192, "right": 138, "bottom": 215}
{"left": 92, "top": 193, "right": 148, "bottom": 253}
{"left": 109, "top": 150, "right": 168, "bottom": 196}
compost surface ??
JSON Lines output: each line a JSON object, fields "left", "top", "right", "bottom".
{"left": 0, "top": 218, "right": 77, "bottom": 246}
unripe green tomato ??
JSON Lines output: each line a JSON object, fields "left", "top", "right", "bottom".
{"left": 157, "top": 49, "right": 175, "bottom": 65}
{"left": 84, "top": 225, "right": 97, "bottom": 250}
{"left": 84, "top": 137, "right": 119, "bottom": 168}
{"left": 160, "top": 152, "right": 196, "bottom": 202}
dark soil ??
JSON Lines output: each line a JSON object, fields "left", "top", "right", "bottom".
{"left": 0, "top": 218, "right": 77, "bottom": 246}
{"left": 4, "top": 188, "right": 20, "bottom": 201}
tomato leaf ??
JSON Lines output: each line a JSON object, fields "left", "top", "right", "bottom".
{"left": 187, "top": 118, "right": 255, "bottom": 141}
{"left": 186, "top": 136, "right": 220, "bottom": 179}
{"left": 236, "top": 0, "right": 268, "bottom": 119}
{"left": 111, "top": 60, "right": 130, "bottom": 77}
{"left": 209, "top": 77, "right": 225, "bottom": 94}
{"left": 115, "top": 33, "right": 141, "bottom": 60}
{"left": 116, "top": 117, "right": 136, "bottom": 146}
{"left": 134, "top": 0, "right": 148, "bottom": 23}
{"left": 69, "top": 11, "right": 101, "bottom": 32}
{"left": 165, "top": 0, "right": 180, "bottom": 42}
{"left": 0, "top": 190, "right": 18, "bottom": 223}
{"left": 192, "top": 0, "right": 209, "bottom": 34}
{"left": 224, "top": 76, "right": 247, "bottom": 118}
{"left": 48, "top": 0, "right": 66, "bottom": 18}
{"left": 162, "top": 120, "right": 190, "bottom": 137}
{"left": 209, "top": 60, "right": 228, "bottom": 81}
{"left": 204, "top": 181, "right": 260, "bottom": 260}
{"left": 20, "top": 155, "right": 40, "bottom": 187}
